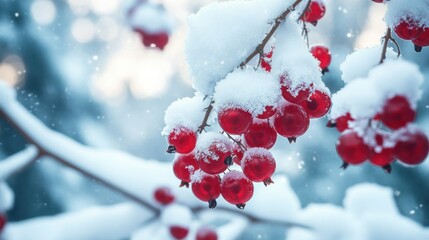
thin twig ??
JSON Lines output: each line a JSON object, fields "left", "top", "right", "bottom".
{"left": 239, "top": 0, "right": 305, "bottom": 68}
{"left": 379, "top": 28, "right": 392, "bottom": 64}
{"left": 198, "top": 100, "right": 214, "bottom": 134}
{"left": 225, "top": 132, "right": 247, "bottom": 151}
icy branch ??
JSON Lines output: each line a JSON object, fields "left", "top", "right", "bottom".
{"left": 0, "top": 146, "right": 39, "bottom": 180}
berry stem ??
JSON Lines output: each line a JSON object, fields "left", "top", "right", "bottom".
{"left": 197, "top": 100, "right": 214, "bottom": 134}
{"left": 239, "top": 0, "right": 305, "bottom": 68}
{"left": 379, "top": 28, "right": 401, "bottom": 65}
{"left": 225, "top": 132, "right": 248, "bottom": 151}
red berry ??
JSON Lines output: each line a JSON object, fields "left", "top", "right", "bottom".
{"left": 135, "top": 29, "right": 169, "bottom": 50}
{"left": 196, "top": 227, "right": 218, "bottom": 240}
{"left": 256, "top": 105, "right": 277, "bottom": 119}
{"left": 221, "top": 170, "right": 254, "bottom": 207}
{"left": 154, "top": 187, "right": 175, "bottom": 205}
{"left": 0, "top": 215, "right": 6, "bottom": 232}
{"left": 168, "top": 127, "right": 197, "bottom": 154}
{"left": 301, "top": 1, "right": 326, "bottom": 24}
{"left": 232, "top": 144, "right": 244, "bottom": 165}
{"left": 218, "top": 107, "right": 252, "bottom": 135}
{"left": 274, "top": 102, "right": 310, "bottom": 138}
{"left": 335, "top": 113, "right": 354, "bottom": 132}
{"left": 169, "top": 226, "right": 189, "bottom": 240}
{"left": 299, "top": 90, "right": 331, "bottom": 119}
{"left": 372, "top": 0, "right": 384, "bottom": 3}
{"left": 380, "top": 95, "right": 415, "bottom": 130}
{"left": 310, "top": 45, "right": 331, "bottom": 70}
{"left": 241, "top": 148, "right": 276, "bottom": 185}
{"left": 413, "top": 27, "right": 429, "bottom": 47}
{"left": 173, "top": 153, "right": 199, "bottom": 187}
{"left": 261, "top": 58, "right": 271, "bottom": 72}
{"left": 394, "top": 18, "right": 422, "bottom": 40}
{"left": 244, "top": 120, "right": 277, "bottom": 149}
{"left": 280, "top": 75, "right": 311, "bottom": 104}
{"left": 394, "top": 128, "right": 428, "bottom": 165}
{"left": 369, "top": 133, "right": 394, "bottom": 167}
{"left": 195, "top": 133, "right": 232, "bottom": 174}
{"left": 191, "top": 170, "right": 221, "bottom": 208}
{"left": 336, "top": 130, "right": 370, "bottom": 165}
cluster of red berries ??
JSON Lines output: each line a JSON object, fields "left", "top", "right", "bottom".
{"left": 0, "top": 214, "right": 6, "bottom": 233}
{"left": 329, "top": 95, "right": 429, "bottom": 171}
{"left": 127, "top": 0, "right": 170, "bottom": 50}
{"left": 153, "top": 187, "right": 218, "bottom": 240}
{"left": 392, "top": 16, "right": 429, "bottom": 52}
{"left": 301, "top": 0, "right": 326, "bottom": 26}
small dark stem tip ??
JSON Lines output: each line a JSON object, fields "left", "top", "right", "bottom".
{"left": 340, "top": 162, "right": 349, "bottom": 170}
{"left": 414, "top": 45, "right": 423, "bottom": 52}
{"left": 208, "top": 199, "right": 217, "bottom": 209}
{"left": 166, "top": 145, "right": 176, "bottom": 154}
{"left": 322, "top": 68, "right": 329, "bottom": 74}
{"left": 382, "top": 164, "right": 392, "bottom": 174}
{"left": 224, "top": 155, "right": 233, "bottom": 166}
{"left": 236, "top": 204, "right": 246, "bottom": 210}
{"left": 288, "top": 137, "right": 297, "bottom": 143}
{"left": 179, "top": 181, "right": 189, "bottom": 188}
{"left": 326, "top": 120, "right": 336, "bottom": 128}
{"left": 263, "top": 178, "right": 275, "bottom": 186}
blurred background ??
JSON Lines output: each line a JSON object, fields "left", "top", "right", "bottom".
{"left": 0, "top": 0, "right": 428, "bottom": 238}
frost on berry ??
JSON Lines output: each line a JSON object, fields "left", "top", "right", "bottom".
{"left": 195, "top": 132, "right": 233, "bottom": 174}
{"left": 380, "top": 95, "right": 416, "bottom": 130}
{"left": 299, "top": 90, "right": 331, "bottom": 119}
{"left": 393, "top": 125, "right": 429, "bottom": 165}
{"left": 301, "top": 0, "right": 326, "bottom": 25}
{"left": 154, "top": 187, "right": 175, "bottom": 205}
{"left": 274, "top": 101, "right": 310, "bottom": 139}
{"left": 310, "top": 45, "right": 331, "bottom": 72}
{"left": 241, "top": 148, "right": 276, "bottom": 186}
{"left": 213, "top": 68, "right": 280, "bottom": 118}
{"left": 191, "top": 170, "right": 221, "bottom": 208}
{"left": 167, "top": 127, "right": 197, "bottom": 154}
{"left": 221, "top": 170, "right": 254, "bottom": 209}
{"left": 244, "top": 119, "right": 277, "bottom": 149}
{"left": 173, "top": 153, "right": 200, "bottom": 187}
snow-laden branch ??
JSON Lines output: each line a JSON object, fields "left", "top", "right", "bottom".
{"left": 3, "top": 203, "right": 153, "bottom": 240}
{"left": 0, "top": 182, "right": 14, "bottom": 212}
{"left": 0, "top": 82, "right": 309, "bottom": 228}
{"left": 0, "top": 146, "right": 39, "bottom": 180}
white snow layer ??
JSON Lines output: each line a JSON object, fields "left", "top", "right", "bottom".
{"left": 288, "top": 183, "right": 429, "bottom": 240}
{"left": 340, "top": 46, "right": 397, "bottom": 84}
{"left": 213, "top": 68, "right": 280, "bottom": 116}
{"left": 162, "top": 93, "right": 211, "bottom": 135}
{"left": 385, "top": 0, "right": 429, "bottom": 28}
{"left": 0, "top": 146, "right": 38, "bottom": 180}
{"left": 161, "top": 204, "right": 193, "bottom": 227}
{"left": 186, "top": 0, "right": 307, "bottom": 95}
{"left": 128, "top": 1, "right": 174, "bottom": 34}
{"left": 0, "top": 182, "right": 14, "bottom": 212}
{"left": 271, "top": 20, "right": 328, "bottom": 93}
{"left": 4, "top": 203, "right": 152, "bottom": 240}
{"left": 331, "top": 59, "right": 424, "bottom": 119}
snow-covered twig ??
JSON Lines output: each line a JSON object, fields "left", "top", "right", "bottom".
{"left": 0, "top": 146, "right": 39, "bottom": 180}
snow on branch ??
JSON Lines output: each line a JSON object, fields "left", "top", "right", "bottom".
{"left": 0, "top": 146, "right": 39, "bottom": 180}
{"left": 3, "top": 203, "right": 153, "bottom": 240}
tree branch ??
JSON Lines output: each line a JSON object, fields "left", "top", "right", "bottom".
{"left": 379, "top": 28, "right": 392, "bottom": 64}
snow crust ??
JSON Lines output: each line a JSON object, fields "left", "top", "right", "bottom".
{"left": 195, "top": 132, "right": 231, "bottom": 163}
{"left": 385, "top": 0, "right": 429, "bottom": 28}
{"left": 331, "top": 59, "right": 424, "bottom": 120}
{"left": 0, "top": 182, "right": 14, "bottom": 213}
{"left": 340, "top": 46, "right": 397, "bottom": 84}
{"left": 161, "top": 204, "right": 193, "bottom": 227}
{"left": 162, "top": 93, "right": 211, "bottom": 134}
{"left": 0, "top": 146, "right": 38, "bottom": 180}
{"left": 128, "top": 1, "right": 174, "bottom": 34}
{"left": 186, "top": 0, "right": 306, "bottom": 95}
{"left": 213, "top": 69, "right": 280, "bottom": 116}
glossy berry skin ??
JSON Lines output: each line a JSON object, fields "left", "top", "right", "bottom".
{"left": 191, "top": 171, "right": 221, "bottom": 202}
{"left": 380, "top": 95, "right": 415, "bottom": 130}
{"left": 299, "top": 90, "right": 331, "bottom": 119}
{"left": 413, "top": 27, "right": 429, "bottom": 47}
{"left": 274, "top": 102, "right": 310, "bottom": 138}
{"left": 135, "top": 29, "right": 169, "bottom": 50}
{"left": 241, "top": 148, "right": 276, "bottom": 184}
{"left": 280, "top": 75, "right": 311, "bottom": 104}
{"left": 369, "top": 133, "right": 394, "bottom": 167}
{"left": 394, "top": 129, "right": 429, "bottom": 165}
{"left": 0, "top": 214, "right": 6, "bottom": 232}
{"left": 244, "top": 120, "right": 277, "bottom": 149}
{"left": 170, "top": 226, "right": 189, "bottom": 240}
{"left": 311, "top": 45, "right": 331, "bottom": 70}
{"left": 173, "top": 153, "right": 199, "bottom": 186}
{"left": 154, "top": 187, "right": 175, "bottom": 205}
{"left": 256, "top": 105, "right": 276, "bottom": 119}
{"left": 196, "top": 227, "right": 218, "bottom": 240}
{"left": 394, "top": 18, "right": 422, "bottom": 40}
{"left": 335, "top": 113, "right": 353, "bottom": 132}
{"left": 218, "top": 107, "right": 252, "bottom": 135}
{"left": 302, "top": 1, "right": 326, "bottom": 24}
{"left": 232, "top": 144, "right": 244, "bottom": 165}
{"left": 168, "top": 127, "right": 197, "bottom": 154}
{"left": 221, "top": 170, "right": 254, "bottom": 206}
{"left": 372, "top": 0, "right": 383, "bottom": 2}
{"left": 195, "top": 138, "right": 232, "bottom": 175}
{"left": 336, "top": 130, "right": 370, "bottom": 165}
